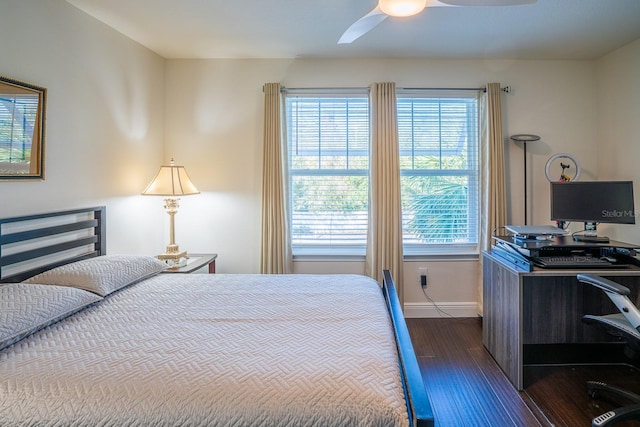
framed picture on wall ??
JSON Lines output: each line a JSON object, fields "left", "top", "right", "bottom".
{"left": 0, "top": 75, "right": 47, "bottom": 180}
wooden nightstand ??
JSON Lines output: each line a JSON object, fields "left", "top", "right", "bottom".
{"left": 161, "top": 253, "right": 217, "bottom": 274}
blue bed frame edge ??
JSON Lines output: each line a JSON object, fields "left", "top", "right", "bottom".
{"left": 383, "top": 269, "right": 435, "bottom": 427}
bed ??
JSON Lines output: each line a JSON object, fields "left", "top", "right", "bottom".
{"left": 0, "top": 206, "right": 434, "bottom": 426}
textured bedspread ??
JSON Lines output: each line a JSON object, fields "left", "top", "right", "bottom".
{"left": 0, "top": 274, "right": 409, "bottom": 427}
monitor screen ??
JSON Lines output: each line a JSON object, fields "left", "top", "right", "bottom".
{"left": 550, "top": 181, "right": 636, "bottom": 224}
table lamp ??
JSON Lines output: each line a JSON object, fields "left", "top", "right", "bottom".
{"left": 142, "top": 158, "right": 200, "bottom": 266}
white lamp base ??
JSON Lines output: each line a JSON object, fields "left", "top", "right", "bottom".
{"left": 156, "top": 198, "right": 189, "bottom": 267}
{"left": 157, "top": 251, "right": 188, "bottom": 267}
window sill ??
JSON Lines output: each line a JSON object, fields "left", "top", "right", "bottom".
{"left": 404, "top": 253, "right": 479, "bottom": 262}
{"left": 292, "top": 254, "right": 479, "bottom": 263}
{"left": 292, "top": 247, "right": 479, "bottom": 263}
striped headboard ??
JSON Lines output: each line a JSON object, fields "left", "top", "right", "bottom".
{"left": 0, "top": 206, "right": 106, "bottom": 283}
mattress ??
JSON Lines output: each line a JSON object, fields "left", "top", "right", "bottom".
{"left": 0, "top": 273, "right": 409, "bottom": 427}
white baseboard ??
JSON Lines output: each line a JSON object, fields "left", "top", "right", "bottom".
{"left": 403, "top": 302, "right": 479, "bottom": 318}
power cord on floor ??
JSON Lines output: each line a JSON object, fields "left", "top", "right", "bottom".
{"left": 421, "top": 285, "right": 456, "bottom": 318}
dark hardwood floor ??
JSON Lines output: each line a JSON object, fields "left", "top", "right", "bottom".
{"left": 406, "top": 318, "right": 640, "bottom": 427}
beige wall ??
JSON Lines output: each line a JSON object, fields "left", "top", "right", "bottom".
{"left": 0, "top": 0, "right": 166, "bottom": 255}
{"left": 164, "top": 58, "right": 601, "bottom": 316}
{"left": 595, "top": 39, "right": 640, "bottom": 244}
{"left": 2, "top": 1, "right": 639, "bottom": 316}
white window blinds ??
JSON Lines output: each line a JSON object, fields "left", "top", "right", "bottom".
{"left": 285, "top": 93, "right": 370, "bottom": 253}
{"left": 283, "top": 88, "right": 480, "bottom": 257}
{"left": 397, "top": 92, "right": 480, "bottom": 254}
{"left": 0, "top": 93, "right": 39, "bottom": 165}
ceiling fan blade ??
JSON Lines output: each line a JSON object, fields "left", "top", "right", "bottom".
{"left": 338, "top": 6, "right": 388, "bottom": 44}
{"left": 435, "top": 0, "right": 536, "bottom": 6}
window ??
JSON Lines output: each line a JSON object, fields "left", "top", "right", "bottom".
{"left": 284, "top": 88, "right": 480, "bottom": 258}
{"left": 0, "top": 91, "right": 40, "bottom": 173}
{"left": 285, "top": 92, "right": 369, "bottom": 255}
{"left": 397, "top": 91, "right": 479, "bottom": 255}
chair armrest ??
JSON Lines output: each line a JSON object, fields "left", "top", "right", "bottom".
{"left": 577, "top": 273, "right": 631, "bottom": 296}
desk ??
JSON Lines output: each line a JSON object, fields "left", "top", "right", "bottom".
{"left": 482, "top": 250, "right": 640, "bottom": 390}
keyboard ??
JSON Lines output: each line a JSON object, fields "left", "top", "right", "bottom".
{"left": 533, "top": 255, "right": 628, "bottom": 269}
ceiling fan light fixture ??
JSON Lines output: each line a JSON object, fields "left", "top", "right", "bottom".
{"left": 378, "top": 0, "right": 427, "bottom": 17}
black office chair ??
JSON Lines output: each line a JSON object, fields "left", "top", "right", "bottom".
{"left": 577, "top": 273, "right": 640, "bottom": 427}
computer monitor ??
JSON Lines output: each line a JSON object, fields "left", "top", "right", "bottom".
{"left": 550, "top": 181, "right": 636, "bottom": 243}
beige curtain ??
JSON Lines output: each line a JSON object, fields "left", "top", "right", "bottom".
{"left": 260, "top": 83, "right": 292, "bottom": 274}
{"left": 477, "top": 83, "right": 508, "bottom": 314}
{"left": 366, "top": 82, "right": 405, "bottom": 304}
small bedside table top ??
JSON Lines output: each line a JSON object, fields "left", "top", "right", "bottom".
{"left": 161, "top": 253, "right": 217, "bottom": 274}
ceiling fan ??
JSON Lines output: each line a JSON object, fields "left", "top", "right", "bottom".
{"left": 338, "top": 0, "right": 537, "bottom": 44}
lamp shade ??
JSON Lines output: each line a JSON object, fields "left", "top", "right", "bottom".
{"left": 379, "top": 0, "right": 427, "bottom": 17}
{"left": 510, "top": 134, "right": 541, "bottom": 142}
{"left": 141, "top": 159, "right": 200, "bottom": 196}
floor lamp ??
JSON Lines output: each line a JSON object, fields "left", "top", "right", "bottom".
{"left": 510, "top": 134, "right": 540, "bottom": 225}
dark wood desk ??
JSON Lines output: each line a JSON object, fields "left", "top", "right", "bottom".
{"left": 482, "top": 250, "right": 640, "bottom": 390}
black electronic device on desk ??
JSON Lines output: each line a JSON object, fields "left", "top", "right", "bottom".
{"left": 550, "top": 180, "right": 635, "bottom": 243}
{"left": 505, "top": 224, "right": 568, "bottom": 242}
{"left": 532, "top": 254, "right": 627, "bottom": 269}
{"left": 491, "top": 241, "right": 534, "bottom": 271}
{"left": 492, "top": 235, "right": 640, "bottom": 269}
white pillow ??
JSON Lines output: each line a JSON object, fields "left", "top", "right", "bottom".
{"left": 0, "top": 282, "right": 101, "bottom": 350}
{"left": 23, "top": 255, "right": 167, "bottom": 297}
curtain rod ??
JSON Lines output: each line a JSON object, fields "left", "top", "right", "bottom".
{"left": 279, "top": 86, "right": 511, "bottom": 93}
{"left": 279, "top": 87, "right": 367, "bottom": 93}
{"left": 401, "top": 86, "right": 511, "bottom": 93}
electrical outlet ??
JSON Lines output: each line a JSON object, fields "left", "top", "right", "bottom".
{"left": 418, "top": 267, "right": 427, "bottom": 288}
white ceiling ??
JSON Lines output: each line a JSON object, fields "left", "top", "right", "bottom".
{"left": 64, "top": 0, "right": 640, "bottom": 60}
